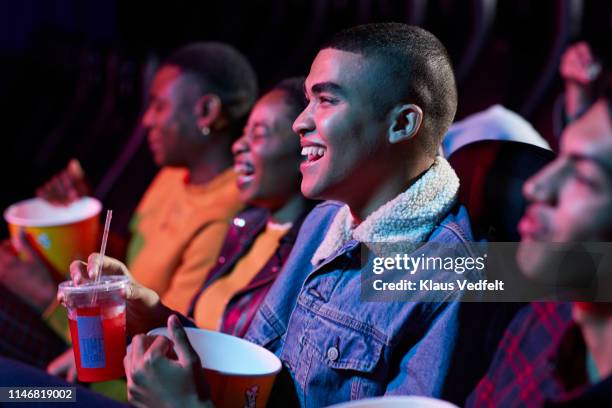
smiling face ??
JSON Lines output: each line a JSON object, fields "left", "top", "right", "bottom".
{"left": 141, "top": 65, "right": 202, "bottom": 167}
{"left": 517, "top": 99, "right": 612, "bottom": 280}
{"left": 293, "top": 49, "right": 390, "bottom": 203}
{"left": 232, "top": 90, "right": 302, "bottom": 208}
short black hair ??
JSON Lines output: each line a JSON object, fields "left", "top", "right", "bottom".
{"left": 322, "top": 23, "right": 457, "bottom": 155}
{"left": 163, "top": 42, "right": 258, "bottom": 126}
{"left": 268, "top": 77, "right": 308, "bottom": 119}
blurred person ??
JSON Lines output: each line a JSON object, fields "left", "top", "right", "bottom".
{"left": 120, "top": 41, "right": 257, "bottom": 313}
{"left": 468, "top": 79, "right": 612, "bottom": 407}
{"left": 0, "top": 42, "right": 257, "bottom": 370}
{"left": 111, "top": 23, "right": 512, "bottom": 407}
{"left": 47, "top": 78, "right": 313, "bottom": 380}
{"left": 1, "top": 42, "right": 258, "bottom": 316}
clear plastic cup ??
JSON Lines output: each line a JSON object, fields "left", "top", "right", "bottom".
{"left": 58, "top": 275, "right": 129, "bottom": 382}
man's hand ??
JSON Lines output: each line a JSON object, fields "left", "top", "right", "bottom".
{"left": 68, "top": 252, "right": 133, "bottom": 284}
{"left": 124, "top": 315, "right": 213, "bottom": 408}
{"left": 47, "top": 349, "right": 77, "bottom": 383}
{"left": 560, "top": 41, "right": 601, "bottom": 85}
{"left": 560, "top": 41, "right": 601, "bottom": 120}
{"left": 65, "top": 253, "right": 172, "bottom": 336}
{"left": 0, "top": 238, "right": 55, "bottom": 311}
{"left": 36, "top": 159, "right": 90, "bottom": 205}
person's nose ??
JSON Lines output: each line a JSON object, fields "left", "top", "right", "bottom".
{"left": 523, "top": 159, "right": 564, "bottom": 206}
{"left": 232, "top": 133, "right": 250, "bottom": 156}
{"left": 292, "top": 105, "right": 315, "bottom": 138}
{"left": 141, "top": 105, "right": 154, "bottom": 128}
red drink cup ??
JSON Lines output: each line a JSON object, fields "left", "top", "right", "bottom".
{"left": 58, "top": 276, "right": 129, "bottom": 382}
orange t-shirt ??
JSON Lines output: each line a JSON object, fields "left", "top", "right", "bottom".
{"left": 127, "top": 168, "right": 243, "bottom": 313}
{"left": 193, "top": 221, "right": 291, "bottom": 330}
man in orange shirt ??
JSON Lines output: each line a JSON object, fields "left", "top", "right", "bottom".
{"left": 40, "top": 42, "right": 258, "bottom": 313}
{"left": 126, "top": 42, "right": 257, "bottom": 312}
{"left": 0, "top": 42, "right": 257, "bottom": 369}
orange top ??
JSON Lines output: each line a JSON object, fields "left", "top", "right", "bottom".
{"left": 127, "top": 167, "right": 243, "bottom": 313}
{"left": 194, "top": 221, "right": 291, "bottom": 330}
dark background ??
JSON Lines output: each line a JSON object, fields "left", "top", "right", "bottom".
{"left": 1, "top": 0, "right": 610, "bottom": 237}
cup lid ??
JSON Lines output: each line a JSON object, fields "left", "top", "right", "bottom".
{"left": 59, "top": 275, "right": 129, "bottom": 294}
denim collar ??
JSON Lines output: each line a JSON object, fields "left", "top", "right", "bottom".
{"left": 311, "top": 157, "right": 459, "bottom": 265}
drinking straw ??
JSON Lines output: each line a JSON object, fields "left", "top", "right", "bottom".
{"left": 91, "top": 209, "right": 112, "bottom": 305}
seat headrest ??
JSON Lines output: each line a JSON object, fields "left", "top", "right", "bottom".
{"left": 449, "top": 140, "right": 555, "bottom": 241}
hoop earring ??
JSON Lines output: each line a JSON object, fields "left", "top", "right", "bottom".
{"left": 201, "top": 126, "right": 210, "bottom": 136}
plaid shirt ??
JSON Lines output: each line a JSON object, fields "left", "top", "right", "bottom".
{"left": 187, "top": 205, "right": 311, "bottom": 338}
{"left": 467, "top": 302, "right": 607, "bottom": 407}
{"left": 0, "top": 285, "right": 67, "bottom": 368}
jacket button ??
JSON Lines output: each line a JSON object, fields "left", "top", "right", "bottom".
{"left": 327, "top": 346, "right": 339, "bottom": 362}
{"left": 218, "top": 256, "right": 226, "bottom": 264}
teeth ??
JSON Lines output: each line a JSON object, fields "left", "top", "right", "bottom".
{"left": 233, "top": 163, "right": 254, "bottom": 175}
{"left": 301, "top": 146, "right": 326, "bottom": 158}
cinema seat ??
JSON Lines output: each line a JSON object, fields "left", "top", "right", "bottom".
{"left": 448, "top": 140, "right": 555, "bottom": 241}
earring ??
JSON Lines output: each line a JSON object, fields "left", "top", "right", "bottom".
{"left": 201, "top": 126, "right": 210, "bottom": 136}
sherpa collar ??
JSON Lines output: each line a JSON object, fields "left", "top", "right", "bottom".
{"left": 311, "top": 156, "right": 459, "bottom": 265}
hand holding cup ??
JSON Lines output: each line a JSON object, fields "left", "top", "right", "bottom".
{"left": 0, "top": 236, "right": 55, "bottom": 311}
{"left": 64, "top": 253, "right": 173, "bottom": 337}
{"left": 124, "top": 315, "right": 213, "bottom": 408}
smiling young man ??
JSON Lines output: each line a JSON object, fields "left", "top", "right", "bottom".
{"left": 468, "top": 86, "right": 612, "bottom": 407}
{"left": 296, "top": 34, "right": 451, "bottom": 219}
{"left": 236, "top": 23, "right": 510, "bottom": 407}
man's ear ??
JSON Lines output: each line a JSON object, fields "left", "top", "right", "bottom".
{"left": 194, "top": 94, "right": 222, "bottom": 130}
{"left": 387, "top": 104, "right": 423, "bottom": 144}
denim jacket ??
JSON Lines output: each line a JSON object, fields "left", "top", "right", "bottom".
{"left": 245, "top": 201, "right": 512, "bottom": 407}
